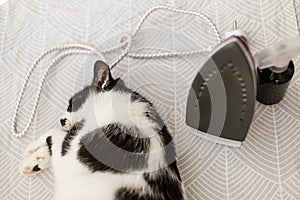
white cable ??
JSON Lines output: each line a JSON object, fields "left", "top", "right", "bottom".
{"left": 11, "top": 6, "right": 221, "bottom": 137}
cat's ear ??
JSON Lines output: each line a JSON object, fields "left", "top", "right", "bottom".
{"left": 93, "top": 60, "right": 114, "bottom": 90}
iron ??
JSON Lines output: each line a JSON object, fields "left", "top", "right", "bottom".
{"left": 186, "top": 35, "right": 256, "bottom": 147}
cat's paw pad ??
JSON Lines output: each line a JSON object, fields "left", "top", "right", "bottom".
{"left": 60, "top": 112, "right": 74, "bottom": 131}
{"left": 20, "top": 146, "right": 51, "bottom": 176}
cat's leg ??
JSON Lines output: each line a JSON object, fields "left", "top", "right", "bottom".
{"left": 60, "top": 112, "right": 74, "bottom": 131}
{"left": 19, "top": 145, "right": 51, "bottom": 176}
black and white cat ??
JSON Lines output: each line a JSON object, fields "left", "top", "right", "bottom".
{"left": 19, "top": 61, "right": 184, "bottom": 200}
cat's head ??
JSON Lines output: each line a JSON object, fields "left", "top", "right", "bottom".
{"left": 60, "top": 61, "right": 154, "bottom": 133}
{"left": 60, "top": 60, "right": 119, "bottom": 131}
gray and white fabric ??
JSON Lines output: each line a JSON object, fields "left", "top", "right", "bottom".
{"left": 0, "top": 0, "right": 300, "bottom": 199}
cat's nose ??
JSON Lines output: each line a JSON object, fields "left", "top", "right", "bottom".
{"left": 60, "top": 118, "right": 66, "bottom": 126}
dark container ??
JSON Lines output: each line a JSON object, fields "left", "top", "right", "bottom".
{"left": 256, "top": 60, "right": 295, "bottom": 105}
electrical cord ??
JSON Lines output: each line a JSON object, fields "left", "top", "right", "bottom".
{"left": 11, "top": 5, "right": 221, "bottom": 137}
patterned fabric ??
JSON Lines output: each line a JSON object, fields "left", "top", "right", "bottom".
{"left": 0, "top": 0, "right": 299, "bottom": 199}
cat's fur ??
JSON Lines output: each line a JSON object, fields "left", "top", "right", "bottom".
{"left": 19, "top": 61, "right": 184, "bottom": 200}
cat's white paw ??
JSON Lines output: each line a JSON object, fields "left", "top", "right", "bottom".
{"left": 60, "top": 112, "right": 74, "bottom": 131}
{"left": 20, "top": 146, "right": 51, "bottom": 176}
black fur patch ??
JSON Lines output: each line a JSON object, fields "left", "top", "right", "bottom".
{"left": 61, "top": 121, "right": 85, "bottom": 156}
{"left": 61, "top": 130, "right": 77, "bottom": 156}
{"left": 77, "top": 123, "right": 150, "bottom": 173}
{"left": 60, "top": 118, "right": 67, "bottom": 127}
{"left": 115, "top": 187, "right": 155, "bottom": 200}
{"left": 143, "top": 167, "right": 184, "bottom": 200}
{"left": 46, "top": 136, "right": 52, "bottom": 156}
{"left": 32, "top": 165, "right": 41, "bottom": 172}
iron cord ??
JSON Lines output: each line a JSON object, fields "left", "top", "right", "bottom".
{"left": 11, "top": 5, "right": 221, "bottom": 138}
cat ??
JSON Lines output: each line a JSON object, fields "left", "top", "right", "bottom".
{"left": 19, "top": 61, "right": 184, "bottom": 200}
